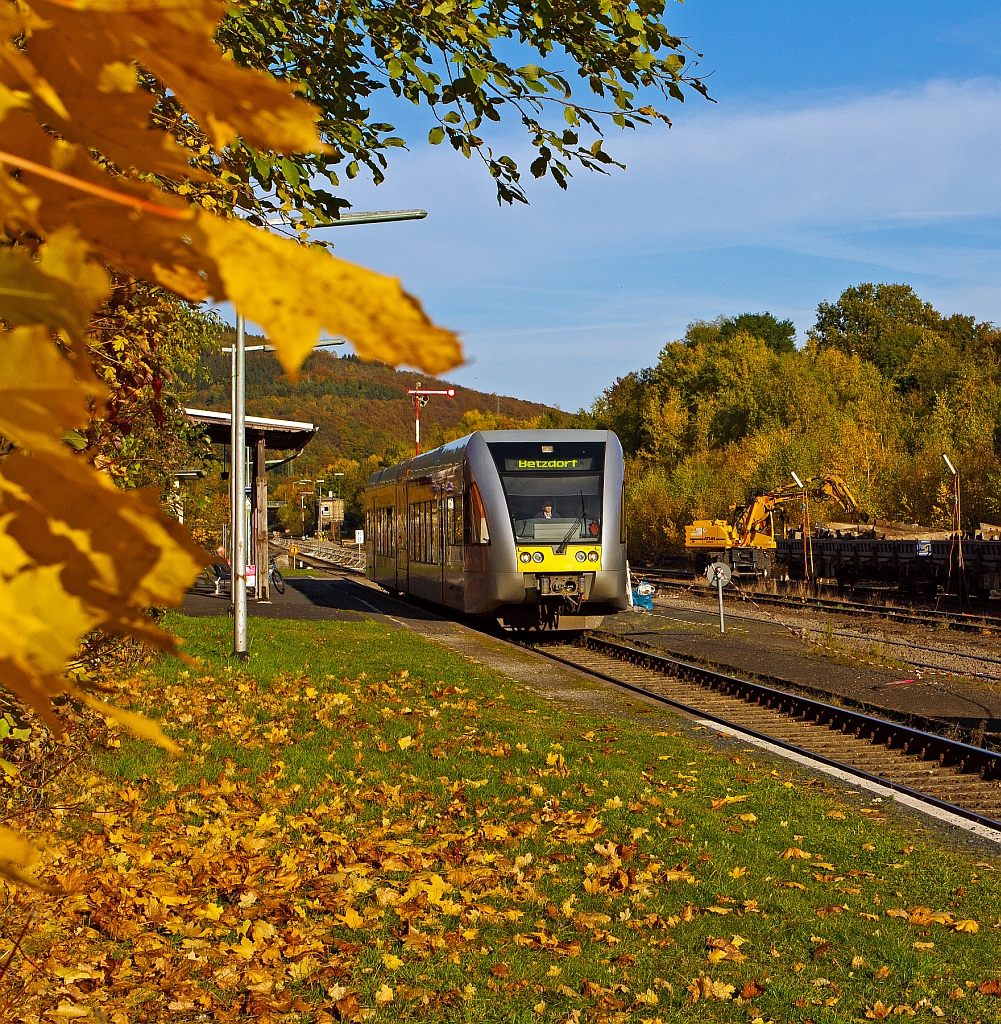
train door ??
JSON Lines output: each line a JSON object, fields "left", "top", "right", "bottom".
{"left": 438, "top": 486, "right": 446, "bottom": 603}
{"left": 396, "top": 473, "right": 408, "bottom": 593}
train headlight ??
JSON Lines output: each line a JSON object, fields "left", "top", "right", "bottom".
{"left": 575, "top": 550, "right": 587, "bottom": 563}
{"left": 588, "top": 550, "right": 599, "bottom": 562}
{"left": 519, "top": 551, "right": 532, "bottom": 564}
{"left": 532, "top": 551, "right": 544, "bottom": 563}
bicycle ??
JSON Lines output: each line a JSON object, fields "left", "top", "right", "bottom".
{"left": 269, "top": 555, "right": 285, "bottom": 595}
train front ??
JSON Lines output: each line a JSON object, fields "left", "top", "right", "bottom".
{"left": 473, "top": 431, "right": 629, "bottom": 629}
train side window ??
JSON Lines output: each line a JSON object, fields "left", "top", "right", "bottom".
{"left": 465, "top": 483, "right": 490, "bottom": 545}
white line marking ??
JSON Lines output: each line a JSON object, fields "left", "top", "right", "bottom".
{"left": 697, "top": 718, "right": 1001, "bottom": 845}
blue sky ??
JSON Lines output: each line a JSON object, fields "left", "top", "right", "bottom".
{"left": 285, "top": 1, "right": 1001, "bottom": 410}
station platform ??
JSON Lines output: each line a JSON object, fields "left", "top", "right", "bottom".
{"left": 184, "top": 573, "right": 1001, "bottom": 735}
{"left": 607, "top": 602, "right": 1001, "bottom": 734}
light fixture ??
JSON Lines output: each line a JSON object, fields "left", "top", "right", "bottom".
{"left": 520, "top": 551, "right": 532, "bottom": 563}
{"left": 575, "top": 550, "right": 587, "bottom": 562}
{"left": 532, "top": 551, "right": 544, "bottom": 563}
{"left": 587, "top": 550, "right": 599, "bottom": 562}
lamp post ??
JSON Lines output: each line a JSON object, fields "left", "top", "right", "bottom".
{"left": 406, "top": 382, "right": 456, "bottom": 455}
{"left": 228, "top": 209, "right": 428, "bottom": 657}
{"left": 791, "top": 471, "right": 811, "bottom": 583}
{"left": 231, "top": 315, "right": 248, "bottom": 658}
{"left": 943, "top": 454, "right": 963, "bottom": 611}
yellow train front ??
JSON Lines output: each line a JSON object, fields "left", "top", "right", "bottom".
{"left": 365, "top": 429, "right": 629, "bottom": 629}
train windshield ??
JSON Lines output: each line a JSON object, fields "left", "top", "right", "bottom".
{"left": 487, "top": 441, "right": 605, "bottom": 544}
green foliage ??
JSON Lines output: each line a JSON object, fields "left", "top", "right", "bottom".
{"left": 719, "top": 311, "right": 796, "bottom": 354}
{"left": 596, "top": 284, "right": 1001, "bottom": 562}
{"left": 81, "top": 278, "right": 223, "bottom": 494}
{"left": 809, "top": 283, "right": 945, "bottom": 377}
{"left": 209, "top": 0, "right": 711, "bottom": 218}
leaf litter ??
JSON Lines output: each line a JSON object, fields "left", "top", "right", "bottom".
{"left": 3, "top": 616, "right": 1001, "bottom": 1022}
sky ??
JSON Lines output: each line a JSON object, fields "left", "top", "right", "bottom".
{"left": 273, "top": 1, "right": 1001, "bottom": 410}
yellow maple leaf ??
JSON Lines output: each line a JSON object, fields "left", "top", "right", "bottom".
{"left": 397, "top": 735, "right": 413, "bottom": 751}
{"left": 0, "top": 824, "right": 43, "bottom": 888}
{"left": 198, "top": 212, "right": 462, "bottom": 376}
{"left": 0, "top": 326, "right": 98, "bottom": 455}
{"left": 337, "top": 906, "right": 364, "bottom": 930}
{"left": 952, "top": 919, "right": 979, "bottom": 934}
{"left": 374, "top": 984, "right": 394, "bottom": 1006}
{"left": 381, "top": 954, "right": 404, "bottom": 970}
{"left": 729, "top": 866, "right": 748, "bottom": 878}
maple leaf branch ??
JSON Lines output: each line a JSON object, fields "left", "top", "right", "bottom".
{"left": 0, "top": 151, "right": 192, "bottom": 221}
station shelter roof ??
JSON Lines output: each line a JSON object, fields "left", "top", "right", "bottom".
{"left": 185, "top": 408, "right": 317, "bottom": 452}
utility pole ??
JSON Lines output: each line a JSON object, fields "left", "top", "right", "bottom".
{"left": 406, "top": 382, "right": 455, "bottom": 455}
{"left": 943, "top": 454, "right": 963, "bottom": 611}
{"left": 232, "top": 315, "right": 248, "bottom": 659}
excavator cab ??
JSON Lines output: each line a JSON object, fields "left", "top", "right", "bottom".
{"left": 684, "top": 474, "right": 865, "bottom": 578}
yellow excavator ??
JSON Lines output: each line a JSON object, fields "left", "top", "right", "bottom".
{"left": 685, "top": 474, "right": 865, "bottom": 576}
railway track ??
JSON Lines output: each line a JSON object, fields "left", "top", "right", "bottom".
{"left": 529, "top": 631, "right": 1001, "bottom": 833}
{"left": 636, "top": 568, "right": 1001, "bottom": 633}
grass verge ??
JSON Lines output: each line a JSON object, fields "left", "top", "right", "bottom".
{"left": 4, "top": 613, "right": 1001, "bottom": 1023}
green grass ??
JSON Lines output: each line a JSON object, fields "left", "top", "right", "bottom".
{"left": 55, "top": 614, "right": 1001, "bottom": 1021}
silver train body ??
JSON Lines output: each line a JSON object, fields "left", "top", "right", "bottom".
{"left": 365, "top": 429, "right": 629, "bottom": 629}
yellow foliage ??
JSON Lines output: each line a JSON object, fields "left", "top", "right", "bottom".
{"left": 0, "top": 0, "right": 461, "bottom": 880}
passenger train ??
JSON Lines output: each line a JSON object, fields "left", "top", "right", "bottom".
{"left": 365, "top": 430, "right": 629, "bottom": 629}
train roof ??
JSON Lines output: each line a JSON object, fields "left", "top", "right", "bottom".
{"left": 366, "top": 428, "right": 618, "bottom": 487}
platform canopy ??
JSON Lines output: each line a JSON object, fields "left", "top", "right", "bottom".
{"left": 185, "top": 408, "right": 317, "bottom": 451}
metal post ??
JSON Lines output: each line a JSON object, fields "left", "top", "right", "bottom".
{"left": 255, "top": 437, "right": 269, "bottom": 601}
{"left": 953, "top": 473, "right": 958, "bottom": 610}
{"left": 232, "top": 314, "right": 248, "bottom": 658}
{"left": 718, "top": 574, "right": 725, "bottom": 633}
{"left": 414, "top": 393, "right": 421, "bottom": 456}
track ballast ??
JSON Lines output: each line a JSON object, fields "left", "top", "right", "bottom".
{"left": 528, "top": 631, "right": 1001, "bottom": 834}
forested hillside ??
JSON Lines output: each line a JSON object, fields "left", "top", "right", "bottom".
{"left": 190, "top": 341, "right": 558, "bottom": 466}
{"left": 184, "top": 341, "right": 566, "bottom": 537}
{"left": 596, "top": 285, "right": 1001, "bottom": 563}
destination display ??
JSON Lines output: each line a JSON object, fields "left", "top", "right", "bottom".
{"left": 504, "top": 458, "right": 593, "bottom": 471}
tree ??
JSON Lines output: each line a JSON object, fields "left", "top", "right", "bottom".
{"left": 809, "top": 283, "right": 941, "bottom": 377}
{"left": 0, "top": 0, "right": 460, "bottom": 884}
{"left": 719, "top": 312, "right": 796, "bottom": 354}
{"left": 77, "top": 278, "right": 222, "bottom": 493}
{"left": 205, "top": 0, "right": 712, "bottom": 222}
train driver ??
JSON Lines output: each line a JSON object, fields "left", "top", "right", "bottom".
{"left": 535, "top": 503, "right": 558, "bottom": 519}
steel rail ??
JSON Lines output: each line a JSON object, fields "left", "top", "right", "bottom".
{"left": 637, "top": 571, "right": 1001, "bottom": 632}
{"left": 528, "top": 632, "right": 1001, "bottom": 834}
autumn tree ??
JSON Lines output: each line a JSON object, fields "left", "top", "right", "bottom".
{"left": 809, "top": 283, "right": 942, "bottom": 377}
{"left": 208, "top": 0, "right": 712, "bottom": 222}
{"left": 0, "top": 0, "right": 460, "bottom": 883}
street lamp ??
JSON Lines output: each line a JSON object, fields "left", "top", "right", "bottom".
{"left": 228, "top": 208, "right": 428, "bottom": 656}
